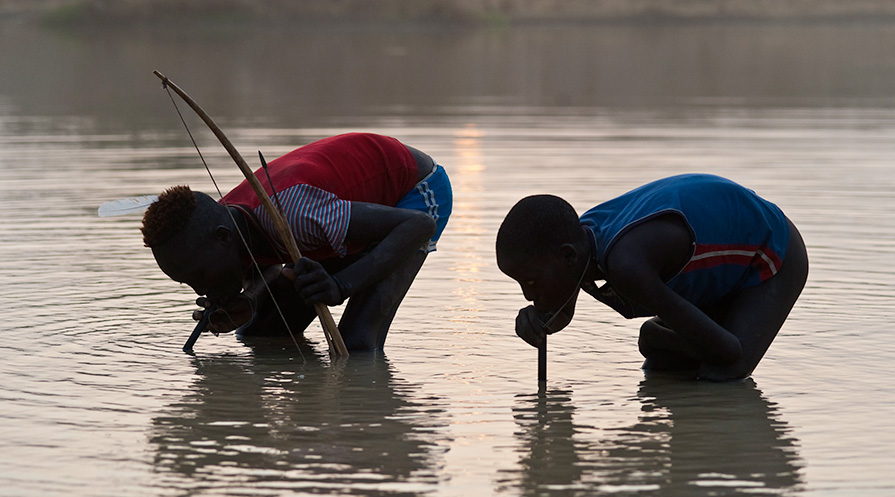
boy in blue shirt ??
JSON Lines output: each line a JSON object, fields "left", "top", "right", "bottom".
{"left": 496, "top": 174, "right": 808, "bottom": 381}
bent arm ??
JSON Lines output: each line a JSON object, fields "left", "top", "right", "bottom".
{"left": 606, "top": 216, "right": 743, "bottom": 366}
{"left": 625, "top": 276, "right": 742, "bottom": 365}
{"left": 334, "top": 201, "right": 436, "bottom": 297}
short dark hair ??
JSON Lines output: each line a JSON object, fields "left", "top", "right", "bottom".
{"left": 496, "top": 194, "right": 582, "bottom": 260}
{"left": 141, "top": 185, "right": 196, "bottom": 247}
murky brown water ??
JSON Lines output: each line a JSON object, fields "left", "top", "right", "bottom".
{"left": 1, "top": 21, "right": 894, "bottom": 496}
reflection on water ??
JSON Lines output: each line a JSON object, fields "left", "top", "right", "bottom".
{"left": 152, "top": 344, "right": 449, "bottom": 495}
{"left": 500, "top": 379, "right": 802, "bottom": 496}
{"left": 625, "top": 378, "right": 801, "bottom": 495}
{"left": 497, "top": 389, "right": 590, "bottom": 495}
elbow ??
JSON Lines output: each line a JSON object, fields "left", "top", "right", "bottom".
{"left": 703, "top": 338, "right": 743, "bottom": 367}
{"left": 410, "top": 211, "right": 437, "bottom": 247}
{"left": 698, "top": 340, "right": 755, "bottom": 381}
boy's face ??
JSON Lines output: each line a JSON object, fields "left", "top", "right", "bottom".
{"left": 498, "top": 249, "right": 581, "bottom": 315}
{"left": 153, "top": 229, "right": 244, "bottom": 302}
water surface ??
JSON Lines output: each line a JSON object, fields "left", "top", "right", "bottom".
{"left": 0, "top": 22, "right": 894, "bottom": 496}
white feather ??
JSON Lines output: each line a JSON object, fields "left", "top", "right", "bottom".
{"left": 97, "top": 195, "right": 159, "bottom": 217}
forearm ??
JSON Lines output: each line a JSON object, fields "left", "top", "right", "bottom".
{"left": 620, "top": 275, "right": 743, "bottom": 365}
{"left": 604, "top": 217, "right": 746, "bottom": 367}
{"left": 333, "top": 213, "right": 434, "bottom": 298}
{"left": 656, "top": 306, "right": 742, "bottom": 365}
{"left": 639, "top": 318, "right": 700, "bottom": 358}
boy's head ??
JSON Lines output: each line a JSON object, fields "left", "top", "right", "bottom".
{"left": 496, "top": 194, "right": 588, "bottom": 313}
{"left": 142, "top": 185, "right": 244, "bottom": 301}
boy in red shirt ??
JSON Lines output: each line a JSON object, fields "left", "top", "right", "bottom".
{"left": 142, "top": 133, "right": 452, "bottom": 351}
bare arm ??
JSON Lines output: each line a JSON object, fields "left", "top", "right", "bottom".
{"left": 338, "top": 202, "right": 436, "bottom": 294}
{"left": 606, "top": 216, "right": 743, "bottom": 366}
{"left": 289, "top": 202, "right": 435, "bottom": 305}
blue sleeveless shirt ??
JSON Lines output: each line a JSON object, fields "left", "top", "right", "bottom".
{"left": 579, "top": 174, "right": 790, "bottom": 318}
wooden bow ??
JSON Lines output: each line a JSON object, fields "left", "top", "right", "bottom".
{"left": 153, "top": 70, "right": 349, "bottom": 357}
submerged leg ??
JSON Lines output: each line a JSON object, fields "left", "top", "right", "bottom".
{"left": 698, "top": 220, "right": 809, "bottom": 380}
{"left": 236, "top": 273, "right": 317, "bottom": 338}
{"left": 338, "top": 251, "right": 428, "bottom": 350}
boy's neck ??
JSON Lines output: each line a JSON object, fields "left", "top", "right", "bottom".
{"left": 580, "top": 226, "right": 605, "bottom": 282}
{"left": 230, "top": 206, "right": 279, "bottom": 262}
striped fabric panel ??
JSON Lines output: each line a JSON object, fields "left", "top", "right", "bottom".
{"left": 683, "top": 243, "right": 783, "bottom": 281}
{"left": 416, "top": 179, "right": 438, "bottom": 252}
{"left": 416, "top": 179, "right": 438, "bottom": 218}
{"left": 254, "top": 184, "right": 351, "bottom": 257}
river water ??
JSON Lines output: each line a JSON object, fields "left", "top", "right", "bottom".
{"left": 0, "top": 21, "right": 894, "bottom": 496}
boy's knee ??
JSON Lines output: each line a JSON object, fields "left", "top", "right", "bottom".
{"left": 340, "top": 323, "right": 384, "bottom": 351}
{"left": 637, "top": 318, "right": 665, "bottom": 351}
{"left": 697, "top": 361, "right": 753, "bottom": 382}
{"left": 637, "top": 331, "right": 656, "bottom": 358}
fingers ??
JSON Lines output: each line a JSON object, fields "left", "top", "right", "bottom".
{"left": 294, "top": 258, "right": 326, "bottom": 281}
{"left": 294, "top": 277, "right": 340, "bottom": 306}
{"left": 207, "top": 304, "right": 252, "bottom": 333}
{"left": 281, "top": 266, "right": 297, "bottom": 282}
{"left": 516, "top": 306, "right": 547, "bottom": 348}
{"left": 191, "top": 295, "right": 254, "bottom": 333}
{"left": 282, "top": 259, "right": 322, "bottom": 285}
{"left": 192, "top": 297, "right": 209, "bottom": 322}
{"left": 291, "top": 258, "right": 341, "bottom": 305}
{"left": 293, "top": 260, "right": 326, "bottom": 290}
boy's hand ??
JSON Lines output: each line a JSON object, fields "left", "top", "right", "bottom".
{"left": 515, "top": 305, "right": 550, "bottom": 348}
{"left": 282, "top": 258, "right": 345, "bottom": 306}
{"left": 193, "top": 295, "right": 254, "bottom": 333}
